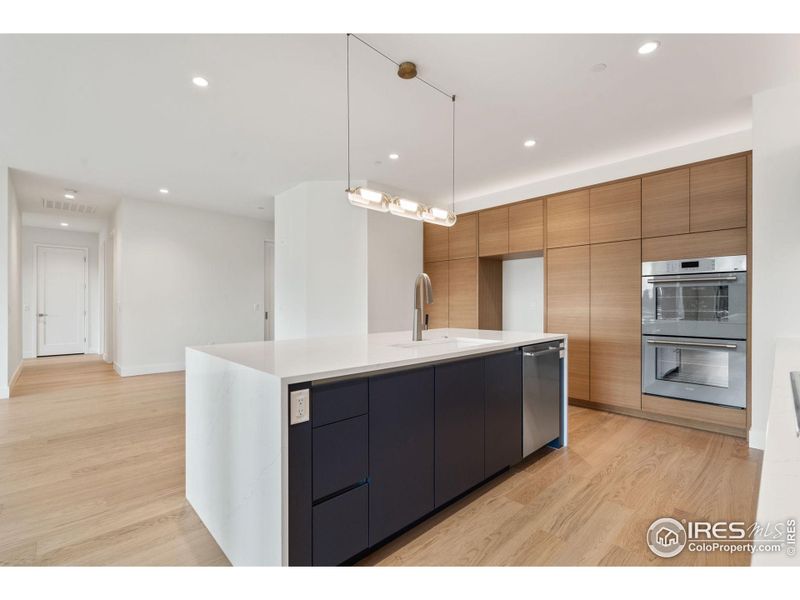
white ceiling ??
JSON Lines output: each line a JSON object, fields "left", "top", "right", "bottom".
{"left": 1, "top": 34, "right": 798, "bottom": 218}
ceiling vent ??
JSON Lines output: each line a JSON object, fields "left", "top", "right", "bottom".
{"left": 41, "top": 198, "right": 98, "bottom": 215}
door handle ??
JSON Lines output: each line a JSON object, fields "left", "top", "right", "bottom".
{"left": 37, "top": 313, "right": 47, "bottom": 317}
{"left": 523, "top": 347, "right": 562, "bottom": 358}
{"left": 646, "top": 339, "right": 738, "bottom": 350}
{"left": 645, "top": 275, "right": 739, "bottom": 284}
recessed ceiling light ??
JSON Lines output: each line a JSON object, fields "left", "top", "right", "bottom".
{"left": 389, "top": 153, "right": 399, "bottom": 160}
{"left": 60, "top": 222, "right": 69, "bottom": 227}
{"left": 192, "top": 76, "right": 209, "bottom": 88}
{"left": 524, "top": 139, "right": 537, "bottom": 148}
{"left": 638, "top": 41, "right": 660, "bottom": 55}
{"left": 159, "top": 188, "right": 169, "bottom": 194}
{"left": 64, "top": 189, "right": 76, "bottom": 199}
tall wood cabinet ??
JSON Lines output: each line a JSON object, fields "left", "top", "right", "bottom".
{"left": 448, "top": 258, "right": 478, "bottom": 328}
{"left": 546, "top": 246, "right": 590, "bottom": 400}
{"left": 589, "top": 240, "right": 642, "bottom": 410}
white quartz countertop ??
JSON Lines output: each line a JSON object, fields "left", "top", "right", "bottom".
{"left": 189, "top": 328, "right": 566, "bottom": 385}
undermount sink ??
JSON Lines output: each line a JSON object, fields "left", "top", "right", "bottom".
{"left": 391, "top": 336, "right": 499, "bottom": 350}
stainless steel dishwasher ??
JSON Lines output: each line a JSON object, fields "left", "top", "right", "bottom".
{"left": 522, "top": 341, "right": 564, "bottom": 457}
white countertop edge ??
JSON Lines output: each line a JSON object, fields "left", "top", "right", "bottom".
{"left": 187, "top": 329, "right": 567, "bottom": 385}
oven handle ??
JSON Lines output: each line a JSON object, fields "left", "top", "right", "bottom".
{"left": 646, "top": 339, "right": 738, "bottom": 350}
{"left": 645, "top": 275, "right": 739, "bottom": 284}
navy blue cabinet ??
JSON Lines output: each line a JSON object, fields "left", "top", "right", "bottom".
{"left": 312, "top": 483, "right": 368, "bottom": 566}
{"left": 368, "top": 367, "right": 435, "bottom": 546}
{"left": 484, "top": 350, "right": 522, "bottom": 476}
{"left": 434, "top": 357, "right": 485, "bottom": 507}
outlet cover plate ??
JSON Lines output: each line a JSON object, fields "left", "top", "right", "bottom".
{"left": 290, "top": 388, "right": 310, "bottom": 425}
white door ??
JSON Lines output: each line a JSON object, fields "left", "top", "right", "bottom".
{"left": 37, "top": 246, "right": 87, "bottom": 357}
{"left": 264, "top": 241, "right": 274, "bottom": 341}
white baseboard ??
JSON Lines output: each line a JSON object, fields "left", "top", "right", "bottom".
{"left": 2, "top": 361, "right": 25, "bottom": 398}
{"left": 0, "top": 386, "right": 8, "bottom": 400}
{"left": 103, "top": 353, "right": 112, "bottom": 364}
{"left": 113, "top": 361, "right": 185, "bottom": 377}
{"left": 23, "top": 350, "right": 36, "bottom": 359}
{"left": 748, "top": 427, "right": 766, "bottom": 450}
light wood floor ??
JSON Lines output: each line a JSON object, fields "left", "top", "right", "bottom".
{"left": 0, "top": 355, "right": 762, "bottom": 566}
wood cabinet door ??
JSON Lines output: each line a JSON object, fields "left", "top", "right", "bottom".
{"left": 508, "top": 199, "right": 544, "bottom": 254}
{"left": 690, "top": 156, "right": 747, "bottom": 233}
{"left": 423, "top": 261, "right": 449, "bottom": 328}
{"left": 434, "top": 357, "right": 485, "bottom": 507}
{"left": 590, "top": 240, "right": 641, "bottom": 410}
{"left": 546, "top": 246, "right": 590, "bottom": 400}
{"left": 368, "top": 367, "right": 434, "bottom": 546}
{"left": 642, "top": 168, "right": 690, "bottom": 238}
{"left": 448, "top": 213, "right": 477, "bottom": 259}
{"left": 546, "top": 190, "right": 590, "bottom": 248}
{"left": 589, "top": 179, "right": 641, "bottom": 244}
{"left": 448, "top": 258, "right": 478, "bottom": 328}
{"left": 484, "top": 350, "right": 522, "bottom": 476}
{"left": 478, "top": 206, "right": 509, "bottom": 256}
{"left": 423, "top": 221, "right": 449, "bottom": 263}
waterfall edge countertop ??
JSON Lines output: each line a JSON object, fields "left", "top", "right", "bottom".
{"left": 188, "top": 328, "right": 567, "bottom": 385}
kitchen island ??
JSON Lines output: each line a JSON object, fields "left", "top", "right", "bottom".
{"left": 185, "top": 328, "right": 567, "bottom": 566}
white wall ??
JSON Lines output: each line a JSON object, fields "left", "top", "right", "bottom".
{"left": 502, "top": 257, "right": 544, "bottom": 332}
{"left": 0, "top": 167, "right": 23, "bottom": 397}
{"left": 275, "top": 181, "right": 422, "bottom": 340}
{"left": 750, "top": 82, "right": 800, "bottom": 449}
{"left": 367, "top": 209, "right": 422, "bottom": 333}
{"left": 21, "top": 226, "right": 101, "bottom": 358}
{"left": 113, "top": 198, "right": 270, "bottom": 376}
{"left": 275, "top": 181, "right": 368, "bottom": 340}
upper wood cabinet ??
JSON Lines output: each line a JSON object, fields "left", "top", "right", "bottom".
{"left": 448, "top": 258, "right": 478, "bottom": 328}
{"left": 546, "top": 190, "right": 590, "bottom": 248}
{"left": 448, "top": 213, "right": 477, "bottom": 260}
{"left": 590, "top": 240, "right": 642, "bottom": 410}
{"left": 690, "top": 156, "right": 747, "bottom": 233}
{"left": 589, "top": 179, "right": 641, "bottom": 244}
{"left": 508, "top": 199, "right": 544, "bottom": 254}
{"left": 546, "top": 245, "right": 590, "bottom": 400}
{"left": 642, "top": 168, "right": 690, "bottom": 238}
{"left": 423, "top": 261, "right": 449, "bottom": 329}
{"left": 423, "top": 222, "right": 448, "bottom": 263}
{"left": 478, "top": 207, "right": 509, "bottom": 256}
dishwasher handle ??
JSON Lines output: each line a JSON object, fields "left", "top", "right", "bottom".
{"left": 523, "top": 347, "right": 562, "bottom": 358}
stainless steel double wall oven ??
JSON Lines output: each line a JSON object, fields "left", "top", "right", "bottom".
{"left": 641, "top": 255, "right": 747, "bottom": 409}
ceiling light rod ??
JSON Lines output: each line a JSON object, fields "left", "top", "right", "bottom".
{"left": 347, "top": 33, "right": 454, "bottom": 100}
{"left": 345, "top": 34, "right": 457, "bottom": 227}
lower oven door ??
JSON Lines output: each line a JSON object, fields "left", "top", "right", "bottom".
{"left": 642, "top": 336, "right": 746, "bottom": 408}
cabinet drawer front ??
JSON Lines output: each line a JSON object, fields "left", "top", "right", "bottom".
{"left": 313, "top": 415, "right": 368, "bottom": 501}
{"left": 312, "top": 483, "right": 369, "bottom": 566}
{"left": 312, "top": 379, "right": 368, "bottom": 428}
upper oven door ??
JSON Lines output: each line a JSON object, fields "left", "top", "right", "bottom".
{"left": 642, "top": 271, "right": 747, "bottom": 339}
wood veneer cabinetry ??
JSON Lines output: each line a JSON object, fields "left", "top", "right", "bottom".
{"left": 546, "top": 190, "right": 590, "bottom": 249}
{"left": 590, "top": 240, "right": 642, "bottom": 410}
{"left": 642, "top": 168, "right": 690, "bottom": 238}
{"left": 642, "top": 227, "right": 747, "bottom": 262}
{"left": 546, "top": 246, "right": 590, "bottom": 400}
{"left": 448, "top": 258, "right": 478, "bottom": 328}
{"left": 690, "top": 156, "right": 747, "bottom": 233}
{"left": 478, "top": 207, "right": 509, "bottom": 256}
{"left": 423, "top": 222, "right": 449, "bottom": 263}
{"left": 589, "top": 179, "right": 641, "bottom": 244}
{"left": 423, "top": 261, "right": 449, "bottom": 329}
{"left": 448, "top": 213, "right": 477, "bottom": 260}
{"left": 508, "top": 199, "right": 544, "bottom": 254}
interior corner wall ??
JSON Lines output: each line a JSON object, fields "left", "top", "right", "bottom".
{"left": 750, "top": 82, "right": 800, "bottom": 449}
{"left": 113, "top": 199, "right": 270, "bottom": 376}
{"left": 367, "top": 209, "right": 422, "bottom": 333}
{"left": 7, "top": 177, "right": 22, "bottom": 390}
{"left": 21, "top": 226, "right": 101, "bottom": 359}
{"left": 274, "top": 181, "right": 369, "bottom": 340}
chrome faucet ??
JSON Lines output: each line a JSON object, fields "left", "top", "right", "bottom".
{"left": 412, "top": 272, "right": 433, "bottom": 341}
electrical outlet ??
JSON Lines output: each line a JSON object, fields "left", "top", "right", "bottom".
{"left": 290, "top": 389, "right": 310, "bottom": 425}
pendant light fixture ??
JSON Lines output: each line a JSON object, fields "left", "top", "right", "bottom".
{"left": 345, "top": 34, "right": 458, "bottom": 227}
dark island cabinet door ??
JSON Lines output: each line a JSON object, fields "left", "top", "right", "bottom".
{"left": 434, "top": 357, "right": 485, "bottom": 507}
{"left": 484, "top": 350, "right": 522, "bottom": 476}
{"left": 368, "top": 367, "right": 435, "bottom": 546}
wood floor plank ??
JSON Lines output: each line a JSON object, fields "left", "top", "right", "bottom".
{"left": 0, "top": 356, "right": 762, "bottom": 566}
